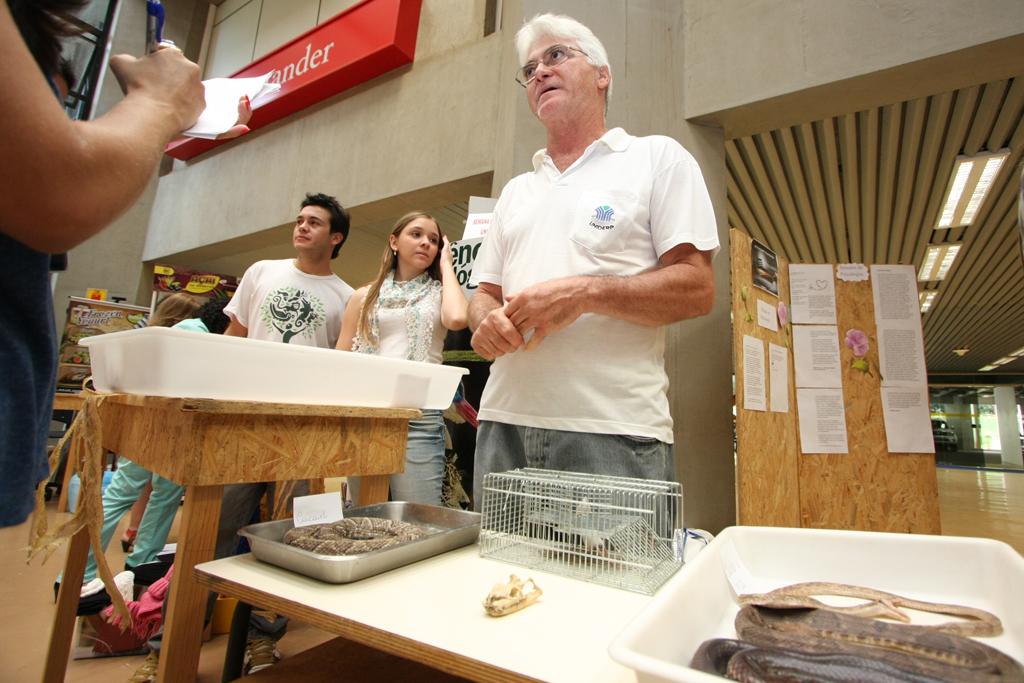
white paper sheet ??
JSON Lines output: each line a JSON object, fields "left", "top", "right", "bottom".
{"left": 796, "top": 387, "right": 848, "bottom": 453}
{"left": 837, "top": 263, "right": 869, "bottom": 282}
{"left": 792, "top": 325, "right": 842, "bottom": 388}
{"left": 293, "top": 491, "right": 344, "bottom": 528}
{"left": 462, "top": 213, "right": 493, "bottom": 239}
{"left": 757, "top": 298, "right": 778, "bottom": 332}
{"left": 463, "top": 196, "right": 498, "bottom": 239}
{"left": 870, "top": 264, "right": 931, "bottom": 454}
{"left": 769, "top": 343, "right": 789, "bottom": 413}
{"left": 742, "top": 335, "right": 766, "bottom": 411}
{"left": 871, "top": 265, "right": 920, "bottom": 325}
{"left": 877, "top": 327, "right": 927, "bottom": 385}
{"left": 880, "top": 386, "right": 935, "bottom": 453}
{"left": 871, "top": 265, "right": 928, "bottom": 387}
{"left": 184, "top": 72, "right": 280, "bottom": 139}
{"left": 789, "top": 264, "right": 837, "bottom": 324}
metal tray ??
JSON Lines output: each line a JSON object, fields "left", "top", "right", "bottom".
{"left": 238, "top": 502, "right": 480, "bottom": 583}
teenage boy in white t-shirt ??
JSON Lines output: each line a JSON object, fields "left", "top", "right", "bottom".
{"left": 224, "top": 192, "right": 354, "bottom": 346}
{"left": 221, "top": 192, "right": 353, "bottom": 672}
{"left": 137, "top": 193, "right": 355, "bottom": 680}
{"left": 468, "top": 14, "right": 719, "bottom": 505}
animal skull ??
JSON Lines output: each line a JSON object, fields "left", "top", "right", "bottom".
{"left": 483, "top": 575, "right": 543, "bottom": 617}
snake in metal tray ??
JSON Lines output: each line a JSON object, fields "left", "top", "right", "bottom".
{"left": 283, "top": 517, "right": 428, "bottom": 555}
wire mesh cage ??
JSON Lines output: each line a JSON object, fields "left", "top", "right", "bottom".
{"left": 478, "top": 468, "right": 684, "bottom": 595}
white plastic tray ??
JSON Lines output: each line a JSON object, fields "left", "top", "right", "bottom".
{"left": 609, "top": 526, "right": 1024, "bottom": 683}
{"left": 81, "top": 327, "right": 468, "bottom": 409}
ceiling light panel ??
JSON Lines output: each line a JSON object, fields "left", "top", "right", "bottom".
{"left": 936, "top": 149, "right": 1010, "bottom": 229}
{"left": 918, "top": 243, "right": 961, "bottom": 282}
{"left": 919, "top": 290, "right": 937, "bottom": 312}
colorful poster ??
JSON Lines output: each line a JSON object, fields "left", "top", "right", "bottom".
{"left": 152, "top": 264, "right": 239, "bottom": 297}
{"left": 57, "top": 297, "right": 150, "bottom": 392}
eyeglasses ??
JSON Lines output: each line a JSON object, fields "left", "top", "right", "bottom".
{"left": 515, "top": 44, "right": 588, "bottom": 87}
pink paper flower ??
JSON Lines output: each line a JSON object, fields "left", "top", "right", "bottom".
{"left": 777, "top": 302, "right": 788, "bottom": 327}
{"left": 845, "top": 329, "right": 869, "bottom": 358}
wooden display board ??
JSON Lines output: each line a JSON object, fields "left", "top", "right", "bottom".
{"left": 731, "top": 229, "right": 940, "bottom": 533}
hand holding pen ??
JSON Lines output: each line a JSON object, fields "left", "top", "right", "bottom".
{"left": 103, "top": 0, "right": 250, "bottom": 140}
{"left": 146, "top": 0, "right": 166, "bottom": 54}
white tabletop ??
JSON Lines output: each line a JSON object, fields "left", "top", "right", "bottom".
{"left": 195, "top": 545, "right": 651, "bottom": 682}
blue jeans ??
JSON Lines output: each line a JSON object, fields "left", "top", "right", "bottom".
{"left": 471, "top": 421, "right": 675, "bottom": 511}
{"left": 350, "top": 410, "right": 445, "bottom": 506}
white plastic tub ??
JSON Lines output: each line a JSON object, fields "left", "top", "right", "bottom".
{"left": 609, "top": 526, "right": 1024, "bottom": 683}
{"left": 81, "top": 327, "right": 468, "bottom": 409}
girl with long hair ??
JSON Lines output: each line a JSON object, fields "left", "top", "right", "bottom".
{"left": 337, "top": 212, "right": 468, "bottom": 505}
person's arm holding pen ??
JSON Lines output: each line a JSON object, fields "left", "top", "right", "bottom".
{"left": 146, "top": 0, "right": 252, "bottom": 140}
{"left": 0, "top": 1, "right": 203, "bottom": 252}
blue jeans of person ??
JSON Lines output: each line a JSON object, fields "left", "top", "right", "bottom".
{"left": 471, "top": 421, "right": 675, "bottom": 511}
{"left": 147, "top": 481, "right": 304, "bottom": 651}
{"left": 349, "top": 410, "right": 445, "bottom": 506}
{"left": 81, "top": 457, "right": 184, "bottom": 582}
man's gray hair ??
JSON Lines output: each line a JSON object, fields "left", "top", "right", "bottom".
{"left": 515, "top": 13, "right": 613, "bottom": 101}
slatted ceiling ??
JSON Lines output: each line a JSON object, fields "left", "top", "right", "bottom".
{"left": 965, "top": 81, "right": 1006, "bottom": 156}
{"left": 820, "top": 118, "right": 850, "bottom": 261}
{"left": 862, "top": 108, "right": 881, "bottom": 263}
{"left": 726, "top": 173, "right": 763, "bottom": 246}
{"left": 839, "top": 113, "right": 863, "bottom": 263}
{"left": 745, "top": 133, "right": 782, "bottom": 250}
{"left": 926, "top": 234, "right": 1015, "bottom": 361}
{"left": 903, "top": 92, "right": 949, "bottom": 264}
{"left": 989, "top": 79, "right": 1024, "bottom": 150}
{"left": 727, "top": 76, "right": 1024, "bottom": 375}
{"left": 927, "top": 156, "right": 1024, "bottom": 346}
{"left": 782, "top": 127, "right": 825, "bottom": 263}
{"left": 746, "top": 136, "right": 791, "bottom": 256}
{"left": 875, "top": 105, "right": 897, "bottom": 264}
{"left": 726, "top": 141, "right": 774, "bottom": 248}
{"left": 891, "top": 100, "right": 924, "bottom": 263}
{"left": 765, "top": 130, "right": 812, "bottom": 262}
{"left": 797, "top": 122, "right": 835, "bottom": 262}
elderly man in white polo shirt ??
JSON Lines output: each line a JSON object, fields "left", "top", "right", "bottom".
{"left": 468, "top": 13, "right": 718, "bottom": 503}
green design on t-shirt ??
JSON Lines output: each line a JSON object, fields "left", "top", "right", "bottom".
{"left": 260, "top": 287, "right": 326, "bottom": 343}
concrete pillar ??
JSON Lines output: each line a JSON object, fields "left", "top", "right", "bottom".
{"left": 494, "top": 0, "right": 735, "bottom": 532}
{"left": 994, "top": 386, "right": 1023, "bottom": 468}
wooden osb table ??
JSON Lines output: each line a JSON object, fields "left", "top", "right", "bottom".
{"left": 44, "top": 393, "right": 418, "bottom": 683}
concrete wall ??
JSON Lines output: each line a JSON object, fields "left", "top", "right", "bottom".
{"left": 143, "top": 0, "right": 500, "bottom": 263}
{"left": 683, "top": 0, "right": 1024, "bottom": 123}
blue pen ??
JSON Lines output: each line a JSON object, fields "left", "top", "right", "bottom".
{"left": 145, "top": 0, "right": 165, "bottom": 53}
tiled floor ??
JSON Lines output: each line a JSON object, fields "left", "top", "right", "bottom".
{"left": 2, "top": 467, "right": 1020, "bottom": 682}
{"left": 937, "top": 465, "right": 1024, "bottom": 555}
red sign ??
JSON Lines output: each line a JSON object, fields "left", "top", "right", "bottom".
{"left": 166, "top": 0, "right": 423, "bottom": 160}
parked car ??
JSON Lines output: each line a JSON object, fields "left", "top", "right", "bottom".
{"left": 931, "top": 419, "right": 958, "bottom": 452}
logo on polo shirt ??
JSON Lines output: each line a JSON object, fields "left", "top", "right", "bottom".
{"left": 589, "top": 204, "right": 616, "bottom": 231}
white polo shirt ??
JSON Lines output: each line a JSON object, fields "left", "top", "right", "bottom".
{"left": 470, "top": 128, "right": 718, "bottom": 443}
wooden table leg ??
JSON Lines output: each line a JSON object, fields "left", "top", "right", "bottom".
{"left": 43, "top": 525, "right": 90, "bottom": 683}
{"left": 157, "top": 484, "right": 223, "bottom": 682}
{"left": 357, "top": 475, "right": 390, "bottom": 506}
